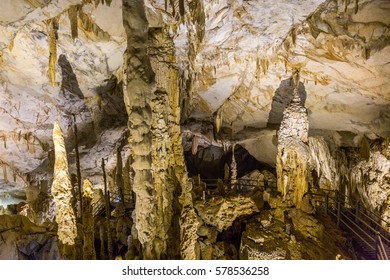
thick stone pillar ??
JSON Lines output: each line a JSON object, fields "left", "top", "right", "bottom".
{"left": 51, "top": 121, "right": 77, "bottom": 259}
{"left": 122, "top": 0, "right": 195, "bottom": 259}
{"left": 276, "top": 70, "right": 310, "bottom": 208}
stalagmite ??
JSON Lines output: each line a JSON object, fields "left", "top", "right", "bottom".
{"left": 51, "top": 121, "right": 77, "bottom": 259}
{"left": 47, "top": 18, "right": 59, "bottom": 87}
{"left": 123, "top": 156, "right": 133, "bottom": 206}
{"left": 101, "top": 158, "right": 113, "bottom": 259}
{"left": 116, "top": 148, "right": 124, "bottom": 202}
{"left": 276, "top": 69, "right": 310, "bottom": 208}
{"left": 230, "top": 145, "right": 237, "bottom": 189}
{"left": 82, "top": 179, "right": 96, "bottom": 260}
{"left": 73, "top": 115, "right": 82, "bottom": 222}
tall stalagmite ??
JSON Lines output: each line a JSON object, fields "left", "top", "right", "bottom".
{"left": 82, "top": 179, "right": 96, "bottom": 260}
{"left": 122, "top": 0, "right": 195, "bottom": 259}
{"left": 276, "top": 70, "right": 310, "bottom": 208}
{"left": 52, "top": 121, "right": 77, "bottom": 259}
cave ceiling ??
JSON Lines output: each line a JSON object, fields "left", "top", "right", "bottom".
{"left": 0, "top": 0, "right": 389, "bottom": 193}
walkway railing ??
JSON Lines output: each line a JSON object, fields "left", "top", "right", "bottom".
{"left": 309, "top": 188, "right": 390, "bottom": 260}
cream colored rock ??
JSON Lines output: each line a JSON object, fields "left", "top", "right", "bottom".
{"left": 51, "top": 121, "right": 77, "bottom": 259}
{"left": 195, "top": 196, "right": 259, "bottom": 232}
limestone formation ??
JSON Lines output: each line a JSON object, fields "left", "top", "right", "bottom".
{"left": 0, "top": 0, "right": 389, "bottom": 262}
{"left": 276, "top": 70, "right": 310, "bottom": 208}
{"left": 51, "top": 121, "right": 77, "bottom": 259}
{"left": 82, "top": 179, "right": 95, "bottom": 260}
{"left": 194, "top": 196, "right": 260, "bottom": 232}
{"left": 350, "top": 140, "right": 390, "bottom": 227}
{"left": 123, "top": 0, "right": 194, "bottom": 259}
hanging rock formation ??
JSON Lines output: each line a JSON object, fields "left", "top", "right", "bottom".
{"left": 276, "top": 70, "right": 310, "bottom": 208}
{"left": 51, "top": 120, "right": 77, "bottom": 259}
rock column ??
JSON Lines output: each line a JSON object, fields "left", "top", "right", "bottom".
{"left": 51, "top": 121, "right": 77, "bottom": 259}
{"left": 123, "top": 0, "right": 195, "bottom": 259}
{"left": 276, "top": 70, "right": 310, "bottom": 208}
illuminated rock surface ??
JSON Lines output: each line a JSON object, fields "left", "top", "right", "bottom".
{"left": 0, "top": 0, "right": 389, "bottom": 260}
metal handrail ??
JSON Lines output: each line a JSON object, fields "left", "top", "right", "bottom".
{"left": 377, "top": 234, "right": 388, "bottom": 260}
{"left": 309, "top": 188, "right": 390, "bottom": 259}
{"left": 337, "top": 192, "right": 390, "bottom": 228}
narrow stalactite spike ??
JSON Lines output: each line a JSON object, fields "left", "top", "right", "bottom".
{"left": 2, "top": 163, "right": 8, "bottom": 184}
{"left": 354, "top": 0, "right": 359, "bottom": 14}
{"left": 291, "top": 27, "right": 296, "bottom": 46}
{"left": 48, "top": 18, "right": 58, "bottom": 87}
{"left": 68, "top": 5, "right": 79, "bottom": 40}
{"left": 179, "top": 0, "right": 185, "bottom": 17}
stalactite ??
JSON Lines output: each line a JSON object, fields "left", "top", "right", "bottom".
{"left": 354, "top": 0, "right": 359, "bottom": 14}
{"left": 192, "top": 135, "right": 200, "bottom": 155}
{"left": 170, "top": 0, "right": 176, "bottom": 16}
{"left": 291, "top": 26, "right": 296, "bottom": 46}
{"left": 68, "top": 5, "right": 79, "bottom": 40}
{"left": 102, "top": 158, "right": 113, "bottom": 259}
{"left": 48, "top": 18, "right": 59, "bottom": 87}
{"left": 344, "top": 0, "right": 349, "bottom": 13}
{"left": 360, "top": 136, "right": 370, "bottom": 161}
{"left": 179, "top": 0, "right": 185, "bottom": 17}
{"left": 12, "top": 167, "right": 16, "bottom": 182}
{"left": 2, "top": 163, "right": 8, "bottom": 184}
{"left": 52, "top": 121, "right": 77, "bottom": 259}
{"left": 363, "top": 45, "right": 371, "bottom": 60}
{"left": 215, "top": 109, "right": 222, "bottom": 134}
{"left": 82, "top": 179, "right": 96, "bottom": 260}
{"left": 73, "top": 115, "right": 83, "bottom": 223}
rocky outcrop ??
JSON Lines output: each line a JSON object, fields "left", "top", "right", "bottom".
{"left": 0, "top": 215, "right": 59, "bottom": 260}
{"left": 51, "top": 121, "right": 77, "bottom": 259}
{"left": 239, "top": 207, "right": 353, "bottom": 260}
{"left": 195, "top": 196, "right": 260, "bottom": 232}
{"left": 350, "top": 139, "right": 390, "bottom": 228}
